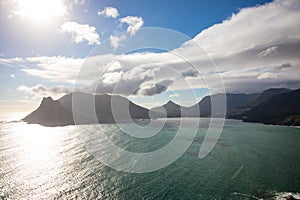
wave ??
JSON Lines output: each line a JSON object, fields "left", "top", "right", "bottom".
{"left": 231, "top": 192, "right": 262, "bottom": 200}
{"left": 231, "top": 191, "right": 300, "bottom": 200}
{"left": 273, "top": 192, "right": 300, "bottom": 200}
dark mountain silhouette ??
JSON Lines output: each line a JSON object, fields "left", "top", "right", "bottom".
{"left": 58, "top": 92, "right": 149, "bottom": 123}
{"left": 23, "top": 88, "right": 300, "bottom": 127}
{"left": 150, "top": 100, "right": 186, "bottom": 118}
{"left": 188, "top": 93, "right": 258, "bottom": 117}
{"left": 242, "top": 88, "right": 291, "bottom": 108}
{"left": 150, "top": 93, "right": 258, "bottom": 118}
{"left": 24, "top": 97, "right": 74, "bottom": 126}
{"left": 24, "top": 92, "right": 150, "bottom": 126}
{"left": 240, "top": 89, "right": 300, "bottom": 126}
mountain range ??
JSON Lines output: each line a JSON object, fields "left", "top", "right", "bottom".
{"left": 23, "top": 88, "right": 300, "bottom": 126}
{"left": 239, "top": 89, "right": 300, "bottom": 125}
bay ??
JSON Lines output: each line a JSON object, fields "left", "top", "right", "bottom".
{"left": 0, "top": 119, "right": 299, "bottom": 199}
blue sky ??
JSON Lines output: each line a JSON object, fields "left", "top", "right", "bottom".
{"left": 0, "top": 0, "right": 272, "bottom": 57}
{"left": 0, "top": 0, "right": 299, "bottom": 118}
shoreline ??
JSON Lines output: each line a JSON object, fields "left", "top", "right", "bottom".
{"left": 2, "top": 117, "right": 299, "bottom": 128}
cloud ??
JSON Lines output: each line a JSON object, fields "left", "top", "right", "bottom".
{"left": 22, "top": 56, "right": 85, "bottom": 83}
{"left": 0, "top": 56, "right": 83, "bottom": 83}
{"left": 120, "top": 16, "right": 144, "bottom": 35}
{"left": 95, "top": 65, "right": 160, "bottom": 96}
{"left": 17, "top": 84, "right": 72, "bottom": 98}
{"left": 257, "top": 72, "right": 278, "bottom": 80}
{"left": 110, "top": 34, "right": 127, "bottom": 50}
{"left": 174, "top": 0, "right": 300, "bottom": 92}
{"left": 3, "top": 0, "right": 300, "bottom": 96}
{"left": 0, "top": 57, "right": 24, "bottom": 66}
{"left": 3, "top": 54, "right": 117, "bottom": 84}
{"left": 106, "top": 61, "right": 122, "bottom": 72}
{"left": 279, "top": 63, "right": 292, "bottom": 70}
{"left": 137, "top": 79, "right": 173, "bottom": 96}
{"left": 182, "top": 68, "right": 199, "bottom": 77}
{"left": 98, "top": 7, "right": 119, "bottom": 18}
{"left": 192, "top": 0, "right": 300, "bottom": 57}
{"left": 10, "top": 74, "right": 15, "bottom": 79}
{"left": 60, "top": 21, "right": 100, "bottom": 45}
{"left": 169, "top": 93, "right": 180, "bottom": 98}
{"left": 102, "top": 71, "right": 123, "bottom": 85}
{"left": 257, "top": 46, "right": 278, "bottom": 57}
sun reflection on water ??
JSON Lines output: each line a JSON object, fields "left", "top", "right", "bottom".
{"left": 1, "top": 122, "right": 75, "bottom": 198}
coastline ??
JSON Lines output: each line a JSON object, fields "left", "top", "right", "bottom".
{"left": 13, "top": 117, "right": 300, "bottom": 128}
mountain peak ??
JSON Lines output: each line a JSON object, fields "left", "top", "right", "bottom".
{"left": 165, "top": 100, "right": 178, "bottom": 106}
{"left": 24, "top": 96, "right": 74, "bottom": 126}
{"left": 24, "top": 92, "right": 150, "bottom": 126}
{"left": 42, "top": 96, "right": 54, "bottom": 102}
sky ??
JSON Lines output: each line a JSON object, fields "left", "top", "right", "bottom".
{"left": 0, "top": 0, "right": 300, "bottom": 119}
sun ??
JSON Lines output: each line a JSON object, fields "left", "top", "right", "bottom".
{"left": 14, "top": 0, "right": 66, "bottom": 22}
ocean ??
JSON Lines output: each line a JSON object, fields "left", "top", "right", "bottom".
{"left": 0, "top": 118, "right": 299, "bottom": 199}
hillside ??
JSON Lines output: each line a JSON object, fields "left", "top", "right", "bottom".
{"left": 189, "top": 93, "right": 258, "bottom": 117}
{"left": 242, "top": 88, "right": 291, "bottom": 108}
{"left": 241, "top": 89, "right": 300, "bottom": 126}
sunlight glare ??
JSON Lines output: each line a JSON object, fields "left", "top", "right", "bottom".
{"left": 15, "top": 0, "right": 66, "bottom": 22}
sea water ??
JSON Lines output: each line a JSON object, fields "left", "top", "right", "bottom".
{"left": 0, "top": 119, "right": 299, "bottom": 199}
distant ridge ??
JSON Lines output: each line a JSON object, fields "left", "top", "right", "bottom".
{"left": 23, "top": 88, "right": 300, "bottom": 127}
{"left": 188, "top": 93, "right": 258, "bottom": 117}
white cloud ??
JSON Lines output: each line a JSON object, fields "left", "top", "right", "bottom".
{"left": 102, "top": 71, "right": 123, "bottom": 85}
{"left": 60, "top": 21, "right": 100, "bottom": 45}
{"left": 120, "top": 16, "right": 144, "bottom": 35}
{"left": 191, "top": 0, "right": 300, "bottom": 57}
{"left": 106, "top": 61, "right": 122, "bottom": 72}
{"left": 137, "top": 79, "right": 173, "bottom": 96}
{"left": 110, "top": 34, "right": 127, "bottom": 50}
{"left": 257, "top": 46, "right": 278, "bottom": 57}
{"left": 94, "top": 65, "right": 162, "bottom": 96}
{"left": 22, "top": 56, "right": 84, "bottom": 83}
{"left": 0, "top": 56, "right": 81, "bottom": 84}
{"left": 17, "top": 84, "right": 72, "bottom": 99}
{"left": 257, "top": 72, "right": 278, "bottom": 80}
{"left": 10, "top": 74, "right": 15, "bottom": 79}
{"left": 169, "top": 93, "right": 180, "bottom": 98}
{"left": 98, "top": 7, "right": 119, "bottom": 18}
{"left": 3, "top": 0, "right": 300, "bottom": 95}
{"left": 0, "top": 57, "right": 24, "bottom": 66}
{"left": 12, "top": 54, "right": 117, "bottom": 85}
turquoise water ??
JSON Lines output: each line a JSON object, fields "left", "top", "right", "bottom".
{"left": 0, "top": 119, "right": 299, "bottom": 199}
